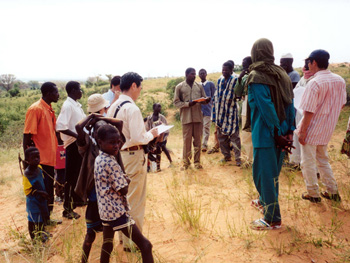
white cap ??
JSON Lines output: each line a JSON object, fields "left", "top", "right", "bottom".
{"left": 281, "top": 53, "right": 293, "bottom": 59}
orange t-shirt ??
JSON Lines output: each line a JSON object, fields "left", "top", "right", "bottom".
{"left": 24, "top": 99, "right": 58, "bottom": 166}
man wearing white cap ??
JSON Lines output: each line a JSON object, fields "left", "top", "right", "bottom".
{"left": 280, "top": 53, "right": 300, "bottom": 88}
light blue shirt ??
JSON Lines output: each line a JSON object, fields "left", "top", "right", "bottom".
{"left": 102, "top": 89, "right": 115, "bottom": 106}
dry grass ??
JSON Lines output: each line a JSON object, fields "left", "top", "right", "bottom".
{"left": 1, "top": 71, "right": 350, "bottom": 262}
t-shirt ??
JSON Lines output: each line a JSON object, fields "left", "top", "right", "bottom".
{"left": 200, "top": 81, "right": 215, "bottom": 117}
{"left": 23, "top": 99, "right": 58, "bottom": 166}
{"left": 288, "top": 70, "right": 301, "bottom": 83}
{"left": 94, "top": 151, "right": 129, "bottom": 221}
{"left": 56, "top": 97, "right": 86, "bottom": 148}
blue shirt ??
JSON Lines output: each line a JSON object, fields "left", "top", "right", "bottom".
{"left": 248, "top": 83, "right": 295, "bottom": 148}
{"left": 200, "top": 81, "right": 215, "bottom": 117}
{"left": 102, "top": 90, "right": 115, "bottom": 106}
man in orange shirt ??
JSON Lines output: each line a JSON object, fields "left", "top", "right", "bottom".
{"left": 23, "top": 82, "right": 60, "bottom": 223}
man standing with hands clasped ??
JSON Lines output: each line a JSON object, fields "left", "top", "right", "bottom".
{"left": 296, "top": 49, "right": 346, "bottom": 203}
{"left": 174, "top": 67, "right": 210, "bottom": 170}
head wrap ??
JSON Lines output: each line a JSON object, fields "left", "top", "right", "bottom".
{"left": 244, "top": 38, "right": 293, "bottom": 130}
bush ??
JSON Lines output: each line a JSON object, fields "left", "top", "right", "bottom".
{"left": 8, "top": 88, "right": 20, "bottom": 97}
{"left": 166, "top": 77, "right": 184, "bottom": 103}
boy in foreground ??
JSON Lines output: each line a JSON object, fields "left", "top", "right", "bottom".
{"left": 94, "top": 125, "right": 153, "bottom": 263}
{"left": 75, "top": 94, "right": 124, "bottom": 263}
{"left": 22, "top": 147, "right": 50, "bottom": 242}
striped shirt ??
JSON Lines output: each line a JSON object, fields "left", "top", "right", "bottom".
{"left": 212, "top": 75, "right": 239, "bottom": 136}
{"left": 296, "top": 70, "right": 346, "bottom": 145}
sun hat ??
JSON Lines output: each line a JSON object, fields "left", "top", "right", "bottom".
{"left": 87, "top": 94, "right": 109, "bottom": 113}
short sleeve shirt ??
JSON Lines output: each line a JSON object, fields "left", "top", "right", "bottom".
{"left": 23, "top": 99, "right": 58, "bottom": 166}
{"left": 94, "top": 151, "right": 129, "bottom": 221}
{"left": 56, "top": 97, "right": 86, "bottom": 148}
{"left": 296, "top": 70, "right": 347, "bottom": 145}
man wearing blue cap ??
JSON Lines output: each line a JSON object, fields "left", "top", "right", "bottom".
{"left": 296, "top": 49, "right": 347, "bottom": 203}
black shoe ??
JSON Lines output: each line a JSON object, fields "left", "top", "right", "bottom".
{"left": 62, "top": 210, "right": 81, "bottom": 219}
{"left": 302, "top": 192, "right": 321, "bottom": 203}
{"left": 321, "top": 191, "right": 341, "bottom": 202}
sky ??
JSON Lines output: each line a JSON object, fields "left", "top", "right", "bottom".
{"left": 0, "top": 0, "right": 349, "bottom": 81}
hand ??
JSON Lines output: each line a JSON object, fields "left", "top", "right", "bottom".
{"left": 205, "top": 97, "right": 211, "bottom": 103}
{"left": 298, "top": 131, "right": 307, "bottom": 145}
{"left": 150, "top": 127, "right": 158, "bottom": 137}
{"left": 274, "top": 134, "right": 295, "bottom": 154}
{"left": 189, "top": 101, "right": 197, "bottom": 107}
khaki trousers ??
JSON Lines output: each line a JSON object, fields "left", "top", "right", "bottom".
{"left": 241, "top": 115, "right": 253, "bottom": 162}
{"left": 300, "top": 144, "right": 338, "bottom": 197}
{"left": 121, "top": 149, "right": 147, "bottom": 246}
{"left": 182, "top": 122, "right": 203, "bottom": 166}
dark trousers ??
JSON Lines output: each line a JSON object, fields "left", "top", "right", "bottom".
{"left": 64, "top": 142, "right": 83, "bottom": 212}
{"left": 41, "top": 165, "right": 55, "bottom": 216}
{"left": 253, "top": 147, "right": 284, "bottom": 223}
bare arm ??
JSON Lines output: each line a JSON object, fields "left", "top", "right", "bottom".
{"left": 23, "top": 133, "right": 34, "bottom": 150}
{"left": 57, "top": 129, "right": 78, "bottom": 139}
{"left": 118, "top": 185, "right": 128, "bottom": 196}
{"left": 298, "top": 111, "right": 314, "bottom": 145}
{"left": 75, "top": 114, "right": 97, "bottom": 145}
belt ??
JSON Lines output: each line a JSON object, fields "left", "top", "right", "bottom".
{"left": 122, "top": 145, "right": 143, "bottom": 151}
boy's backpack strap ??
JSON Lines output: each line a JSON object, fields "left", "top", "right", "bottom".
{"left": 113, "top": 101, "right": 131, "bottom": 118}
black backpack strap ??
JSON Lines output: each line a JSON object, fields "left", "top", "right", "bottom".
{"left": 113, "top": 101, "right": 131, "bottom": 118}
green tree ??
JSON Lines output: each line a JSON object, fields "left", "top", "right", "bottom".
{"left": 28, "top": 80, "right": 40, "bottom": 90}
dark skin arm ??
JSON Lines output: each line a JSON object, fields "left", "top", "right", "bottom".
{"left": 118, "top": 185, "right": 129, "bottom": 196}
{"left": 75, "top": 114, "right": 99, "bottom": 146}
{"left": 23, "top": 134, "right": 35, "bottom": 150}
{"left": 57, "top": 129, "right": 78, "bottom": 139}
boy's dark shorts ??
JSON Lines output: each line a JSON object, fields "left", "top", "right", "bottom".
{"left": 102, "top": 213, "right": 135, "bottom": 231}
{"left": 86, "top": 201, "right": 102, "bottom": 234}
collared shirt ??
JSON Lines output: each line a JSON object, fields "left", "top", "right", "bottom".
{"left": 173, "top": 81, "right": 206, "bottom": 124}
{"left": 56, "top": 97, "right": 86, "bottom": 148}
{"left": 102, "top": 89, "right": 115, "bottom": 106}
{"left": 94, "top": 151, "right": 129, "bottom": 221}
{"left": 24, "top": 99, "right": 58, "bottom": 166}
{"left": 200, "top": 81, "right": 216, "bottom": 117}
{"left": 107, "top": 94, "right": 154, "bottom": 150}
{"left": 296, "top": 70, "right": 347, "bottom": 145}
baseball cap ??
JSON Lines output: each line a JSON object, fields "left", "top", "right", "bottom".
{"left": 87, "top": 94, "right": 109, "bottom": 113}
{"left": 306, "top": 49, "right": 330, "bottom": 61}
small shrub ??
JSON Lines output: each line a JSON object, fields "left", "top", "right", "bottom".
{"left": 166, "top": 77, "right": 184, "bottom": 102}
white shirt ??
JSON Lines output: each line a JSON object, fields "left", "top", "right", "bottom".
{"left": 56, "top": 97, "right": 86, "bottom": 148}
{"left": 107, "top": 94, "right": 154, "bottom": 150}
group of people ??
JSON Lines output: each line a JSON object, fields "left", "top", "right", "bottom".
{"left": 173, "top": 38, "right": 347, "bottom": 230}
{"left": 21, "top": 37, "right": 347, "bottom": 262}
{"left": 23, "top": 73, "right": 156, "bottom": 262}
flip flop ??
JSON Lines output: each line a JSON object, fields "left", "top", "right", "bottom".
{"left": 251, "top": 199, "right": 264, "bottom": 214}
{"left": 250, "top": 218, "right": 281, "bottom": 230}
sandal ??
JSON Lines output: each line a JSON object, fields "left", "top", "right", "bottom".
{"left": 320, "top": 191, "right": 341, "bottom": 202}
{"left": 301, "top": 192, "right": 321, "bottom": 203}
{"left": 250, "top": 218, "right": 281, "bottom": 230}
{"left": 251, "top": 199, "right": 264, "bottom": 214}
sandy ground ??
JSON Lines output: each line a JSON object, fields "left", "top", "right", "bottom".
{"left": 1, "top": 130, "right": 350, "bottom": 263}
